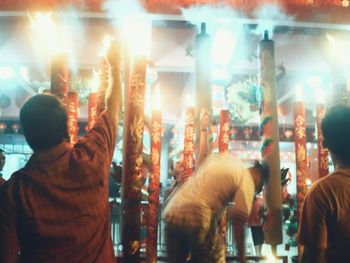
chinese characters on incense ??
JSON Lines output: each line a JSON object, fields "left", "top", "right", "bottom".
{"left": 183, "top": 107, "right": 195, "bottom": 176}
{"left": 121, "top": 56, "right": 146, "bottom": 263}
{"left": 294, "top": 100, "right": 308, "bottom": 220}
{"left": 67, "top": 92, "right": 79, "bottom": 144}
{"left": 316, "top": 104, "right": 329, "bottom": 178}
{"left": 146, "top": 92, "right": 162, "bottom": 263}
{"left": 258, "top": 31, "right": 283, "bottom": 245}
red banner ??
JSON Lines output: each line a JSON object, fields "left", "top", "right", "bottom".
{"left": 146, "top": 108, "right": 162, "bottom": 263}
{"left": 51, "top": 53, "right": 69, "bottom": 105}
{"left": 316, "top": 104, "right": 329, "bottom": 178}
{"left": 67, "top": 91, "right": 79, "bottom": 145}
{"left": 87, "top": 92, "right": 98, "bottom": 131}
{"left": 183, "top": 107, "right": 195, "bottom": 177}
{"left": 294, "top": 101, "right": 308, "bottom": 219}
{"left": 121, "top": 56, "right": 147, "bottom": 263}
{"left": 219, "top": 110, "right": 230, "bottom": 152}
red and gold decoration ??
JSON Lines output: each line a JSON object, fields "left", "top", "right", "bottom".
{"left": 218, "top": 109, "right": 230, "bottom": 246}
{"left": 316, "top": 104, "right": 329, "bottom": 178}
{"left": 51, "top": 53, "right": 69, "bottom": 104}
{"left": 146, "top": 86, "right": 162, "bottom": 263}
{"left": 183, "top": 106, "right": 196, "bottom": 177}
{"left": 67, "top": 91, "right": 79, "bottom": 145}
{"left": 258, "top": 31, "right": 283, "bottom": 246}
{"left": 121, "top": 56, "right": 147, "bottom": 263}
{"left": 87, "top": 92, "right": 98, "bottom": 131}
{"left": 294, "top": 99, "right": 308, "bottom": 219}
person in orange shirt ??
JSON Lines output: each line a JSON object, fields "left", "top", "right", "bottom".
{"left": 0, "top": 42, "right": 123, "bottom": 263}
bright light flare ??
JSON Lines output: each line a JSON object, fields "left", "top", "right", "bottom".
{"left": 0, "top": 67, "right": 15, "bottom": 79}
{"left": 267, "top": 253, "right": 277, "bottom": 263}
{"left": 99, "top": 35, "right": 114, "bottom": 57}
{"left": 19, "top": 66, "right": 29, "bottom": 82}
{"left": 29, "top": 12, "right": 69, "bottom": 54}
{"left": 89, "top": 69, "right": 100, "bottom": 92}
{"left": 295, "top": 84, "right": 303, "bottom": 102}
{"left": 152, "top": 84, "right": 161, "bottom": 110}
{"left": 211, "top": 28, "right": 236, "bottom": 65}
{"left": 186, "top": 93, "right": 195, "bottom": 107}
{"left": 326, "top": 33, "right": 350, "bottom": 67}
{"left": 123, "top": 16, "right": 151, "bottom": 57}
{"left": 306, "top": 178, "right": 312, "bottom": 188}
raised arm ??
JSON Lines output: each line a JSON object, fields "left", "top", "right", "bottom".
{"left": 105, "top": 41, "right": 123, "bottom": 122}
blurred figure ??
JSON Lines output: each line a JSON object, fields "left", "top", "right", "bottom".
{"left": 247, "top": 193, "right": 264, "bottom": 256}
{"left": 163, "top": 153, "right": 269, "bottom": 263}
{"left": 0, "top": 149, "right": 5, "bottom": 186}
{"left": 0, "top": 42, "right": 123, "bottom": 263}
{"left": 298, "top": 105, "right": 350, "bottom": 263}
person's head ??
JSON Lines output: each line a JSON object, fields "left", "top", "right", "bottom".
{"left": 0, "top": 148, "right": 5, "bottom": 171}
{"left": 248, "top": 160, "right": 269, "bottom": 195}
{"left": 321, "top": 105, "right": 350, "bottom": 164}
{"left": 20, "top": 94, "right": 69, "bottom": 152}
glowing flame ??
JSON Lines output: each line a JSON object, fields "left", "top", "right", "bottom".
{"left": 123, "top": 16, "right": 151, "bottom": 57}
{"left": 152, "top": 84, "right": 161, "bottom": 110}
{"left": 295, "top": 85, "right": 303, "bottom": 102}
{"left": 186, "top": 93, "right": 195, "bottom": 107}
{"left": 99, "top": 34, "right": 114, "bottom": 57}
{"left": 29, "top": 12, "right": 68, "bottom": 54}
{"left": 306, "top": 178, "right": 312, "bottom": 188}
{"left": 89, "top": 69, "right": 100, "bottom": 92}
{"left": 267, "top": 253, "right": 277, "bottom": 263}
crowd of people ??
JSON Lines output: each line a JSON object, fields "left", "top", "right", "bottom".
{"left": 0, "top": 42, "right": 349, "bottom": 263}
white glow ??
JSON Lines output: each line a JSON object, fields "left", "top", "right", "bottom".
{"left": 267, "top": 254, "right": 277, "bottom": 263}
{"left": 326, "top": 33, "right": 350, "bottom": 68}
{"left": 89, "top": 69, "right": 100, "bottom": 92}
{"left": 211, "top": 28, "right": 236, "bottom": 65}
{"left": 295, "top": 85, "right": 303, "bottom": 102}
{"left": 123, "top": 16, "right": 151, "bottom": 57}
{"left": 152, "top": 84, "right": 161, "bottom": 110}
{"left": 306, "top": 178, "right": 312, "bottom": 188}
{"left": 29, "top": 12, "right": 69, "bottom": 54}
{"left": 212, "top": 67, "right": 231, "bottom": 82}
{"left": 186, "top": 93, "right": 195, "bottom": 107}
{"left": 99, "top": 35, "right": 114, "bottom": 57}
{"left": 0, "top": 67, "right": 15, "bottom": 79}
{"left": 20, "top": 67, "right": 29, "bottom": 82}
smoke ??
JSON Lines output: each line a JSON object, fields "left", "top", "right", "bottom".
{"left": 102, "top": 0, "right": 146, "bottom": 26}
{"left": 180, "top": 4, "right": 244, "bottom": 34}
{"left": 252, "top": 3, "right": 294, "bottom": 38}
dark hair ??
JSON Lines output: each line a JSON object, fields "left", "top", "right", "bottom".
{"left": 321, "top": 105, "right": 350, "bottom": 162}
{"left": 20, "top": 94, "right": 68, "bottom": 151}
{"left": 253, "top": 160, "right": 269, "bottom": 184}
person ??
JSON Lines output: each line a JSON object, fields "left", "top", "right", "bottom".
{"left": 163, "top": 153, "right": 269, "bottom": 263}
{"left": 0, "top": 41, "right": 122, "bottom": 262}
{"left": 247, "top": 192, "right": 264, "bottom": 257}
{"left": 0, "top": 148, "right": 5, "bottom": 186}
{"left": 298, "top": 105, "right": 350, "bottom": 263}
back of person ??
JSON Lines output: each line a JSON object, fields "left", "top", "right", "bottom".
{"left": 163, "top": 154, "right": 252, "bottom": 228}
{"left": 1, "top": 112, "right": 116, "bottom": 263}
{"left": 299, "top": 168, "right": 350, "bottom": 262}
